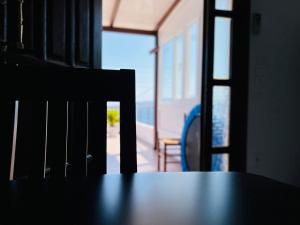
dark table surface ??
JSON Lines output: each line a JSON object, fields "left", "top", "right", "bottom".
{"left": 5, "top": 172, "right": 300, "bottom": 225}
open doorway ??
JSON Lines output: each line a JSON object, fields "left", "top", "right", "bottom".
{"left": 102, "top": 0, "right": 237, "bottom": 173}
{"left": 102, "top": 32, "right": 161, "bottom": 173}
{"left": 102, "top": 0, "right": 204, "bottom": 173}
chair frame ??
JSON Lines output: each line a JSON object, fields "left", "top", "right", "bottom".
{"left": 0, "top": 65, "right": 137, "bottom": 181}
{"left": 157, "top": 138, "right": 181, "bottom": 172}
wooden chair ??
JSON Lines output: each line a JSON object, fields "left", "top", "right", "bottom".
{"left": 157, "top": 137, "right": 181, "bottom": 172}
{"left": 0, "top": 65, "right": 137, "bottom": 181}
{"left": 156, "top": 113, "right": 187, "bottom": 172}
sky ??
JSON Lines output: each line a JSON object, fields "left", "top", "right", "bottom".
{"left": 102, "top": 31, "right": 155, "bottom": 103}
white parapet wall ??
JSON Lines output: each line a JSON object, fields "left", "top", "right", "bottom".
{"left": 136, "top": 122, "right": 154, "bottom": 149}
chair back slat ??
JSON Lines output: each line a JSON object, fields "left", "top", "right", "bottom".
{"left": 120, "top": 74, "right": 137, "bottom": 173}
{"left": 27, "top": 101, "right": 47, "bottom": 179}
{"left": 87, "top": 101, "right": 107, "bottom": 175}
{"left": 13, "top": 101, "right": 47, "bottom": 179}
{"left": 47, "top": 101, "right": 68, "bottom": 178}
{"left": 0, "top": 101, "right": 15, "bottom": 181}
{"left": 0, "top": 66, "right": 137, "bottom": 181}
{"left": 68, "top": 101, "right": 87, "bottom": 178}
{"left": 13, "top": 101, "right": 41, "bottom": 178}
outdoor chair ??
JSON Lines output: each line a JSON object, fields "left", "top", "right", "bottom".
{"left": 156, "top": 113, "right": 187, "bottom": 172}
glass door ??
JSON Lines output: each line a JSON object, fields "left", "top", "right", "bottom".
{"left": 200, "top": 0, "right": 250, "bottom": 171}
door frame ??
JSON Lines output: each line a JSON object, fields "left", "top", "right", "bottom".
{"left": 200, "top": 0, "right": 251, "bottom": 171}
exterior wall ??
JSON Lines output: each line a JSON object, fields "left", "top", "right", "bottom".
{"left": 136, "top": 122, "right": 154, "bottom": 148}
{"left": 247, "top": 0, "right": 300, "bottom": 187}
{"left": 157, "top": 0, "right": 204, "bottom": 138}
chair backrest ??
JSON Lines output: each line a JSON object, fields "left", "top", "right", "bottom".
{"left": 0, "top": 65, "right": 137, "bottom": 181}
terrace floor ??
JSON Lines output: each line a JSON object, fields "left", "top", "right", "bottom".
{"left": 107, "top": 135, "right": 182, "bottom": 173}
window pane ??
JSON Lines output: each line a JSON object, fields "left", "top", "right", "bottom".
{"left": 215, "top": 0, "right": 233, "bottom": 11}
{"left": 212, "top": 86, "right": 230, "bottom": 147}
{"left": 175, "top": 35, "right": 184, "bottom": 99}
{"left": 187, "top": 23, "right": 198, "bottom": 98}
{"left": 213, "top": 17, "right": 232, "bottom": 80}
{"left": 161, "top": 41, "right": 174, "bottom": 100}
{"left": 212, "top": 154, "right": 229, "bottom": 171}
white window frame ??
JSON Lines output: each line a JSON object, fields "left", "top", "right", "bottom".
{"left": 186, "top": 21, "right": 199, "bottom": 99}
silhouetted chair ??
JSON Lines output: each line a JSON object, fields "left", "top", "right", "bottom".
{"left": 0, "top": 65, "right": 137, "bottom": 181}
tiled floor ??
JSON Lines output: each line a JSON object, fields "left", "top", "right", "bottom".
{"left": 107, "top": 135, "right": 182, "bottom": 174}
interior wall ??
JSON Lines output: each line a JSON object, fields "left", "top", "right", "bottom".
{"left": 157, "top": 0, "right": 203, "bottom": 138}
{"left": 247, "top": 0, "right": 300, "bottom": 187}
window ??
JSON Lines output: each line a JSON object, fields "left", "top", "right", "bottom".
{"left": 175, "top": 35, "right": 184, "bottom": 99}
{"left": 212, "top": 86, "right": 231, "bottom": 147}
{"left": 215, "top": 0, "right": 233, "bottom": 11}
{"left": 161, "top": 27, "right": 198, "bottom": 100}
{"left": 187, "top": 23, "right": 198, "bottom": 98}
{"left": 213, "top": 17, "right": 232, "bottom": 80}
{"left": 161, "top": 40, "right": 174, "bottom": 100}
{"left": 212, "top": 154, "right": 229, "bottom": 171}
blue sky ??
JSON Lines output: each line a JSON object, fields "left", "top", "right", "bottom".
{"left": 102, "top": 31, "right": 155, "bottom": 102}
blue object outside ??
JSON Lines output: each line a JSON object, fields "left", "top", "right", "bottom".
{"left": 180, "top": 104, "right": 201, "bottom": 171}
{"left": 180, "top": 104, "right": 225, "bottom": 171}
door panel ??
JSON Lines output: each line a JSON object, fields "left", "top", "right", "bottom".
{"left": 0, "top": 0, "right": 7, "bottom": 42}
{"left": 201, "top": 0, "right": 250, "bottom": 171}
{"left": 22, "top": 0, "right": 34, "bottom": 54}
{"left": 6, "top": 0, "right": 101, "bottom": 68}
{"left": 5, "top": 0, "right": 102, "bottom": 178}
{"left": 47, "top": 0, "right": 67, "bottom": 61}
{"left": 0, "top": 0, "right": 7, "bottom": 63}
{"left": 75, "top": 0, "right": 90, "bottom": 67}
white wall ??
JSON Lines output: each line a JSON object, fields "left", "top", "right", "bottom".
{"left": 247, "top": 0, "right": 300, "bottom": 187}
{"left": 157, "top": 0, "right": 203, "bottom": 138}
{"left": 136, "top": 122, "right": 154, "bottom": 148}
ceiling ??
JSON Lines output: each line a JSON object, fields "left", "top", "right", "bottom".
{"left": 102, "top": 0, "right": 180, "bottom": 33}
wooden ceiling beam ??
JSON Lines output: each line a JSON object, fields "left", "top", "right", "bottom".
{"left": 110, "top": 0, "right": 121, "bottom": 27}
{"left": 103, "top": 26, "right": 157, "bottom": 36}
{"left": 155, "top": 0, "right": 181, "bottom": 31}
